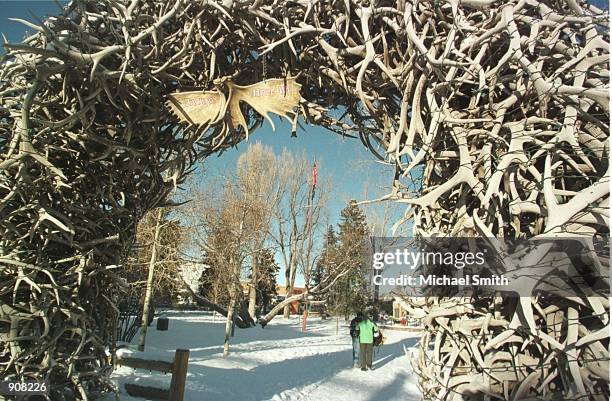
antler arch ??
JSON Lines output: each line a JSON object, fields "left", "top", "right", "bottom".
{"left": 0, "top": 0, "right": 608, "bottom": 399}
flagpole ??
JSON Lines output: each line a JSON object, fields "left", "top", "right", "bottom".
{"left": 301, "top": 163, "right": 316, "bottom": 332}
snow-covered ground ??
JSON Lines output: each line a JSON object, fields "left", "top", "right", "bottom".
{"left": 110, "top": 311, "right": 423, "bottom": 401}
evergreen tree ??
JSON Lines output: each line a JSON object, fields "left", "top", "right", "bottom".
{"left": 252, "top": 248, "right": 279, "bottom": 314}
{"left": 198, "top": 261, "right": 231, "bottom": 307}
{"left": 197, "top": 218, "right": 237, "bottom": 308}
{"left": 328, "top": 200, "right": 371, "bottom": 318}
{"left": 312, "top": 225, "right": 337, "bottom": 289}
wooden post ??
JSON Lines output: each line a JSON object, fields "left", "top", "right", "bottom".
{"left": 168, "top": 349, "right": 189, "bottom": 401}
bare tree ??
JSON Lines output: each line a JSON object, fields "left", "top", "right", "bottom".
{"left": 269, "top": 152, "right": 329, "bottom": 319}
{"left": 235, "top": 143, "right": 283, "bottom": 319}
{"left": 137, "top": 208, "right": 163, "bottom": 351}
{"left": 120, "top": 207, "right": 184, "bottom": 351}
{"left": 207, "top": 184, "right": 257, "bottom": 356}
{"left": 183, "top": 174, "right": 273, "bottom": 353}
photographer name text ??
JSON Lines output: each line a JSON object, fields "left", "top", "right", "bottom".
{"left": 372, "top": 274, "right": 509, "bottom": 287}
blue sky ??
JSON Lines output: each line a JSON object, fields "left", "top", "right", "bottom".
{"left": 196, "top": 120, "right": 397, "bottom": 222}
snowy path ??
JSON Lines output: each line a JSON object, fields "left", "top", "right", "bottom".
{"left": 111, "top": 311, "right": 422, "bottom": 401}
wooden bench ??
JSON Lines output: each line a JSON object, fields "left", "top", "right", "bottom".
{"left": 116, "top": 348, "right": 189, "bottom": 401}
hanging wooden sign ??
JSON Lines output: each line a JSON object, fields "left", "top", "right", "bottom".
{"left": 166, "top": 77, "right": 301, "bottom": 134}
{"left": 165, "top": 90, "right": 225, "bottom": 125}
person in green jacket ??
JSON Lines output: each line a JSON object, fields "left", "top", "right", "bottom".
{"left": 357, "top": 312, "right": 379, "bottom": 371}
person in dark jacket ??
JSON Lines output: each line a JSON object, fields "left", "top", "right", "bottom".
{"left": 349, "top": 312, "right": 363, "bottom": 368}
{"left": 358, "top": 312, "right": 379, "bottom": 371}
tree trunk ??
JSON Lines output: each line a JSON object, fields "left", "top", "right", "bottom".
{"left": 283, "top": 250, "right": 298, "bottom": 318}
{"left": 248, "top": 285, "right": 257, "bottom": 318}
{"left": 301, "top": 296, "right": 309, "bottom": 331}
{"left": 138, "top": 208, "right": 163, "bottom": 352}
{"left": 261, "top": 291, "right": 307, "bottom": 327}
{"left": 223, "top": 289, "right": 237, "bottom": 357}
{"left": 248, "top": 255, "right": 257, "bottom": 319}
{"left": 283, "top": 261, "right": 292, "bottom": 318}
{"left": 178, "top": 276, "right": 254, "bottom": 328}
{"left": 260, "top": 262, "right": 352, "bottom": 327}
